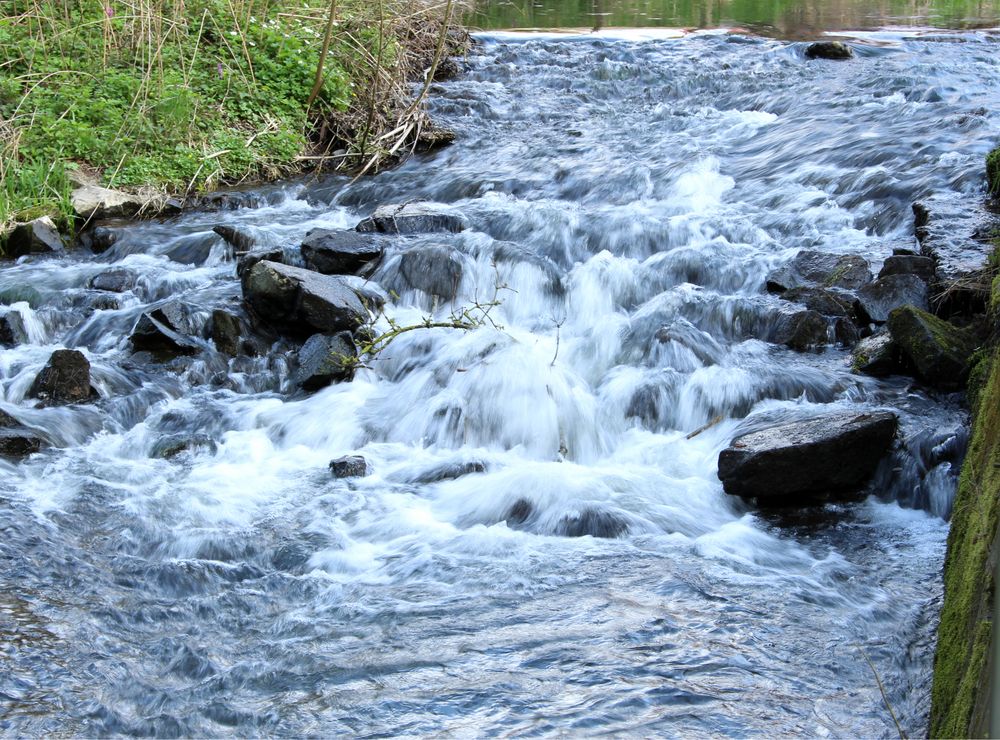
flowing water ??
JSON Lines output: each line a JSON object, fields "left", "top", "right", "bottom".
{"left": 2, "top": 23, "right": 1000, "bottom": 739}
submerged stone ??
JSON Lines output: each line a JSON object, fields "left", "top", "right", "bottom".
{"left": 89, "top": 268, "right": 138, "bottom": 293}
{"left": 398, "top": 245, "right": 464, "bottom": 299}
{"left": 804, "top": 41, "right": 854, "bottom": 60}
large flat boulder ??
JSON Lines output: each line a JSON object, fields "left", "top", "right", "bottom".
{"left": 356, "top": 203, "right": 467, "bottom": 234}
{"left": 717, "top": 411, "right": 898, "bottom": 502}
{"left": 301, "top": 229, "right": 384, "bottom": 275}
{"left": 242, "top": 261, "right": 374, "bottom": 338}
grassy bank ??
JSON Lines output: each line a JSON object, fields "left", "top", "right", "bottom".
{"left": 930, "top": 150, "right": 1000, "bottom": 738}
{"left": 0, "top": 0, "right": 464, "bottom": 234}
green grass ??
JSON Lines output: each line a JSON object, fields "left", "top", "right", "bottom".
{"left": 0, "top": 0, "right": 432, "bottom": 235}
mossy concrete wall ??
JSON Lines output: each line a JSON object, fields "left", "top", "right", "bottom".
{"left": 930, "top": 281, "right": 1000, "bottom": 737}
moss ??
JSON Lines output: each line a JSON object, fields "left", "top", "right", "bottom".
{"left": 930, "top": 329, "right": 1000, "bottom": 737}
{"left": 987, "top": 145, "right": 1000, "bottom": 197}
{"left": 966, "top": 348, "right": 995, "bottom": 414}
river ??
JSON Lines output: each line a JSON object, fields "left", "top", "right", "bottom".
{"left": 2, "top": 12, "right": 1000, "bottom": 739}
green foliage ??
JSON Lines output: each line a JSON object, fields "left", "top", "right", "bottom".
{"left": 0, "top": 0, "right": 372, "bottom": 231}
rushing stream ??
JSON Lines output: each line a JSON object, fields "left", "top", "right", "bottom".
{"left": 3, "top": 24, "right": 1000, "bottom": 738}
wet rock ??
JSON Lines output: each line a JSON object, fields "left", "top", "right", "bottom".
{"left": 130, "top": 303, "right": 203, "bottom": 356}
{"left": 242, "top": 261, "right": 373, "bottom": 338}
{"left": 558, "top": 509, "right": 629, "bottom": 538}
{"left": 77, "top": 225, "right": 120, "bottom": 254}
{"left": 855, "top": 273, "right": 929, "bottom": 324}
{"left": 0, "top": 428, "right": 44, "bottom": 457}
{"left": 717, "top": 410, "right": 898, "bottom": 502}
{"left": 165, "top": 233, "right": 216, "bottom": 265}
{"left": 28, "top": 349, "right": 96, "bottom": 405}
{"left": 493, "top": 242, "right": 565, "bottom": 295}
{"left": 851, "top": 329, "right": 899, "bottom": 376}
{"left": 505, "top": 498, "right": 533, "bottom": 525}
{"left": 236, "top": 248, "right": 285, "bottom": 279}
{"left": 879, "top": 254, "right": 935, "bottom": 281}
{"left": 766, "top": 251, "right": 870, "bottom": 293}
{"left": 834, "top": 318, "right": 860, "bottom": 347}
{"left": 191, "top": 189, "right": 268, "bottom": 212}
{"left": 0, "top": 311, "right": 27, "bottom": 347}
{"left": 356, "top": 203, "right": 467, "bottom": 234}
{"left": 887, "top": 305, "right": 978, "bottom": 389}
{"left": 415, "top": 125, "right": 458, "bottom": 152}
{"left": 6, "top": 216, "right": 64, "bottom": 258}
{"left": 0, "top": 409, "right": 19, "bottom": 428}
{"left": 0, "top": 286, "right": 43, "bottom": 307}
{"left": 913, "top": 194, "right": 995, "bottom": 317}
{"left": 212, "top": 225, "right": 256, "bottom": 255}
{"left": 209, "top": 308, "right": 262, "bottom": 357}
{"left": 301, "top": 229, "right": 384, "bottom": 275}
{"left": 150, "top": 433, "right": 217, "bottom": 459}
{"left": 89, "top": 268, "right": 137, "bottom": 293}
{"left": 780, "top": 287, "right": 854, "bottom": 317}
{"left": 399, "top": 246, "right": 464, "bottom": 299}
{"left": 330, "top": 455, "right": 368, "bottom": 478}
{"left": 804, "top": 41, "right": 853, "bottom": 60}
{"left": 293, "top": 332, "right": 357, "bottom": 391}
{"left": 411, "top": 460, "right": 487, "bottom": 484}
{"left": 771, "top": 310, "right": 829, "bottom": 351}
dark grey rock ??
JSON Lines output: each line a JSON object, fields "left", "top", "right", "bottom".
{"left": 151, "top": 433, "right": 217, "bottom": 459}
{"left": 766, "top": 251, "right": 870, "bottom": 293}
{"left": 209, "top": 308, "right": 262, "bottom": 357}
{"left": 28, "top": 349, "right": 95, "bottom": 405}
{"left": 236, "top": 248, "right": 284, "bottom": 279}
{"left": 356, "top": 203, "right": 467, "bottom": 234}
{"left": 851, "top": 330, "right": 899, "bottom": 376}
{"left": 130, "top": 303, "right": 203, "bottom": 356}
{"left": 213, "top": 225, "right": 256, "bottom": 255}
{"left": 293, "top": 332, "right": 357, "bottom": 391}
{"left": 78, "top": 225, "right": 120, "bottom": 254}
{"left": 0, "top": 428, "right": 44, "bottom": 457}
{"left": 0, "top": 311, "right": 27, "bottom": 347}
{"left": 804, "top": 41, "right": 853, "bottom": 60}
{"left": 887, "top": 305, "right": 979, "bottom": 389}
{"left": 717, "top": 411, "right": 898, "bottom": 501}
{"left": 780, "top": 287, "right": 854, "bottom": 317}
{"left": 771, "top": 310, "right": 829, "bottom": 351}
{"left": 165, "top": 233, "right": 216, "bottom": 265}
{"left": 411, "top": 460, "right": 487, "bottom": 484}
{"left": 834, "top": 318, "right": 860, "bottom": 347}
{"left": 301, "top": 229, "right": 384, "bottom": 275}
{"left": 399, "top": 246, "right": 463, "bottom": 299}
{"left": 0, "top": 409, "right": 19, "bottom": 428}
{"left": 242, "top": 261, "right": 373, "bottom": 338}
{"left": 855, "top": 274, "right": 929, "bottom": 324}
{"left": 878, "top": 255, "right": 935, "bottom": 281}
{"left": 558, "top": 509, "right": 629, "bottom": 538}
{"left": 6, "top": 217, "right": 64, "bottom": 258}
{"left": 89, "top": 268, "right": 138, "bottom": 293}
{"left": 330, "top": 455, "right": 368, "bottom": 478}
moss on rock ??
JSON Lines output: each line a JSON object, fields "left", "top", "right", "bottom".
{"left": 987, "top": 145, "right": 1000, "bottom": 197}
{"left": 887, "top": 305, "right": 978, "bottom": 389}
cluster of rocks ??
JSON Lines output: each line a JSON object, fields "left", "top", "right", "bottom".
{"left": 0, "top": 199, "right": 470, "bottom": 462}
{"left": 719, "top": 201, "right": 991, "bottom": 506}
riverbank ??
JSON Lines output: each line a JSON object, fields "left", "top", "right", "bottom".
{"left": 0, "top": 0, "right": 467, "bottom": 249}
{"left": 930, "top": 146, "right": 1000, "bottom": 738}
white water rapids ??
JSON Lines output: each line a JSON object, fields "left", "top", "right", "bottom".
{"left": 2, "top": 28, "right": 999, "bottom": 737}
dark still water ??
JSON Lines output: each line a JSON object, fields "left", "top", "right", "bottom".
{"left": 2, "top": 17, "right": 1000, "bottom": 740}
{"left": 468, "top": 0, "right": 1000, "bottom": 34}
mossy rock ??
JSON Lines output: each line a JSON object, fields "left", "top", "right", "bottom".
{"left": 930, "top": 345, "right": 1000, "bottom": 737}
{"left": 886, "top": 305, "right": 978, "bottom": 389}
{"left": 987, "top": 145, "right": 1000, "bottom": 197}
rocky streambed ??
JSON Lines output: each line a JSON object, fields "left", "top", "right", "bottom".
{"left": 1, "top": 28, "right": 999, "bottom": 737}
